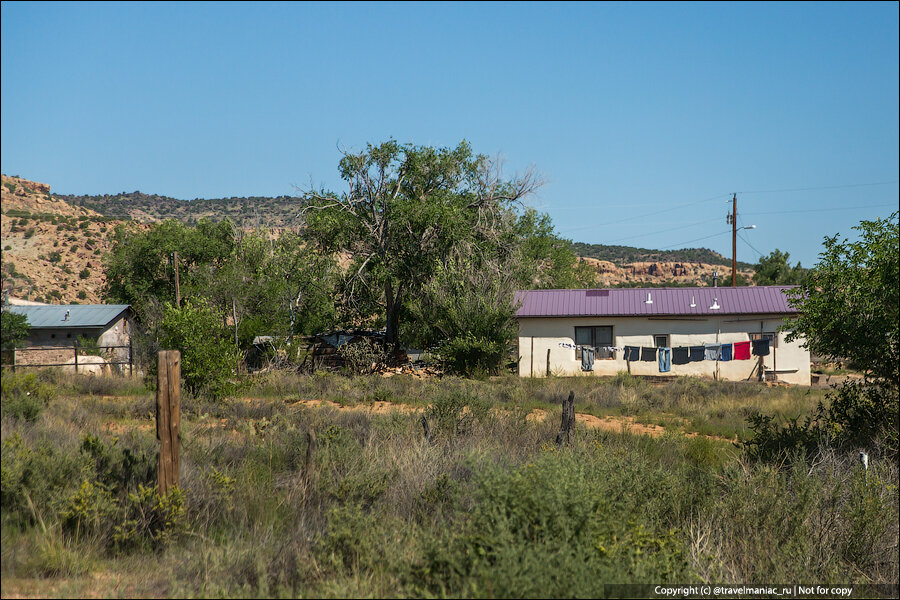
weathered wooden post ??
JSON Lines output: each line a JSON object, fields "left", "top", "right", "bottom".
{"left": 74, "top": 339, "right": 79, "bottom": 373}
{"left": 304, "top": 429, "right": 317, "bottom": 486}
{"left": 421, "top": 415, "right": 431, "bottom": 443}
{"left": 546, "top": 348, "right": 551, "bottom": 377}
{"left": 556, "top": 391, "right": 575, "bottom": 447}
{"left": 156, "top": 350, "right": 181, "bottom": 495}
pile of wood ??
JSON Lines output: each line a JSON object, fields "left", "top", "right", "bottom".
{"left": 379, "top": 363, "right": 443, "bottom": 379}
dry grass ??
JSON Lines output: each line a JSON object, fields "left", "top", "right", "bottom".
{"left": 2, "top": 370, "right": 895, "bottom": 598}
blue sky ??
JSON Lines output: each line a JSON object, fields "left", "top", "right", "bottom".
{"left": 2, "top": 1, "right": 898, "bottom": 266}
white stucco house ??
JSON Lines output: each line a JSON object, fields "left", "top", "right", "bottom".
{"left": 515, "top": 286, "right": 810, "bottom": 385}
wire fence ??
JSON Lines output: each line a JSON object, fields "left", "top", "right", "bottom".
{"left": 1, "top": 340, "right": 134, "bottom": 375}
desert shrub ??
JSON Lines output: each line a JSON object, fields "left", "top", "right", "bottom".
{"left": 316, "top": 504, "right": 389, "bottom": 573}
{"left": 437, "top": 332, "right": 507, "bottom": 378}
{"left": 1, "top": 433, "right": 86, "bottom": 526}
{"left": 424, "top": 388, "right": 491, "bottom": 438}
{"left": 111, "top": 485, "right": 187, "bottom": 552}
{"left": 47, "top": 251, "right": 62, "bottom": 263}
{"left": 0, "top": 372, "right": 55, "bottom": 421}
{"left": 412, "top": 450, "right": 689, "bottom": 596}
{"left": 745, "top": 380, "right": 899, "bottom": 461}
{"left": 78, "top": 268, "right": 91, "bottom": 279}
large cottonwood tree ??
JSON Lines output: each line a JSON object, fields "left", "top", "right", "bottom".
{"left": 301, "top": 140, "right": 543, "bottom": 348}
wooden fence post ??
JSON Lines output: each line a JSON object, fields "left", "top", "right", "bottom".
{"left": 304, "top": 429, "right": 317, "bottom": 486}
{"left": 421, "top": 415, "right": 431, "bottom": 443}
{"left": 556, "top": 391, "right": 575, "bottom": 447}
{"left": 156, "top": 350, "right": 181, "bottom": 495}
{"left": 74, "top": 339, "right": 79, "bottom": 373}
{"left": 546, "top": 348, "right": 551, "bottom": 377}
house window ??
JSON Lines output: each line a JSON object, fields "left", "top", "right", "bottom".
{"left": 654, "top": 334, "right": 669, "bottom": 348}
{"left": 574, "top": 326, "right": 614, "bottom": 359}
{"left": 749, "top": 332, "right": 778, "bottom": 348}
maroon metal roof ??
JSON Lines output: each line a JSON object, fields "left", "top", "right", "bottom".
{"left": 514, "top": 286, "right": 799, "bottom": 318}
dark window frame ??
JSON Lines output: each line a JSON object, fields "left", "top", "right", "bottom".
{"left": 749, "top": 332, "right": 778, "bottom": 348}
{"left": 574, "top": 326, "right": 615, "bottom": 360}
{"left": 653, "top": 334, "right": 669, "bottom": 348}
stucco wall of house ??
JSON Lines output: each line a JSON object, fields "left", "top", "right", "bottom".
{"left": 516, "top": 314, "right": 810, "bottom": 385}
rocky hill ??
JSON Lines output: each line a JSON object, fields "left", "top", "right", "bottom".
{"left": 578, "top": 256, "right": 754, "bottom": 287}
{"left": 2, "top": 175, "right": 760, "bottom": 305}
{"left": 57, "top": 190, "right": 304, "bottom": 227}
{"left": 1, "top": 175, "right": 115, "bottom": 304}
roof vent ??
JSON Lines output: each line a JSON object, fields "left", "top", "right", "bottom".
{"left": 644, "top": 292, "right": 653, "bottom": 305}
{"left": 709, "top": 297, "right": 720, "bottom": 310}
{"left": 690, "top": 296, "right": 696, "bottom": 308}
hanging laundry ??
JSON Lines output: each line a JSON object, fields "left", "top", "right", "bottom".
{"left": 752, "top": 338, "right": 771, "bottom": 356}
{"left": 581, "top": 346, "right": 594, "bottom": 371}
{"left": 641, "top": 347, "right": 657, "bottom": 361}
{"left": 720, "top": 343, "right": 733, "bottom": 361}
{"left": 733, "top": 340, "right": 751, "bottom": 360}
{"left": 672, "top": 347, "right": 690, "bottom": 365}
{"left": 558, "top": 342, "right": 577, "bottom": 349}
{"left": 689, "top": 346, "right": 705, "bottom": 362}
{"left": 624, "top": 346, "right": 640, "bottom": 361}
{"left": 658, "top": 347, "right": 671, "bottom": 373}
{"left": 704, "top": 344, "right": 721, "bottom": 361}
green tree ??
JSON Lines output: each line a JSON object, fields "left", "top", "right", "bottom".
{"left": 784, "top": 213, "right": 898, "bottom": 384}
{"left": 302, "top": 140, "right": 542, "bottom": 348}
{"left": 751, "top": 212, "right": 900, "bottom": 457}
{"left": 158, "top": 301, "right": 240, "bottom": 400}
{"left": 753, "top": 249, "right": 808, "bottom": 286}
{"left": 1, "top": 310, "right": 29, "bottom": 350}
{"left": 105, "top": 220, "right": 338, "bottom": 362}
{"left": 104, "top": 218, "right": 235, "bottom": 318}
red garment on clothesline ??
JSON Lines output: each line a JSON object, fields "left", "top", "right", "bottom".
{"left": 733, "top": 340, "right": 751, "bottom": 360}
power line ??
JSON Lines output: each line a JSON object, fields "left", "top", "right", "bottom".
{"left": 737, "top": 231, "right": 764, "bottom": 260}
{"left": 739, "top": 181, "right": 899, "bottom": 195}
{"left": 659, "top": 229, "right": 731, "bottom": 250}
{"left": 742, "top": 202, "right": 897, "bottom": 217}
{"left": 561, "top": 193, "right": 731, "bottom": 233}
{"left": 597, "top": 216, "right": 722, "bottom": 245}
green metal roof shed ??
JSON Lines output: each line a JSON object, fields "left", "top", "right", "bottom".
{"left": 8, "top": 304, "right": 131, "bottom": 329}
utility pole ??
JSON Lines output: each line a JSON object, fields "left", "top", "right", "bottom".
{"left": 729, "top": 193, "right": 737, "bottom": 286}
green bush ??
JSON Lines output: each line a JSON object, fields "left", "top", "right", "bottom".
{"left": 1, "top": 433, "right": 86, "bottom": 527}
{"left": 437, "top": 332, "right": 507, "bottom": 378}
{"left": 412, "top": 451, "right": 689, "bottom": 596}
{"left": 0, "top": 372, "right": 55, "bottom": 421}
{"left": 2, "top": 309, "right": 29, "bottom": 351}
{"left": 158, "top": 300, "right": 241, "bottom": 400}
{"left": 424, "top": 388, "right": 491, "bottom": 438}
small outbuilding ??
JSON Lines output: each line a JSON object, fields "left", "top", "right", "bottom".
{"left": 515, "top": 286, "right": 810, "bottom": 385}
{"left": 7, "top": 304, "right": 132, "bottom": 369}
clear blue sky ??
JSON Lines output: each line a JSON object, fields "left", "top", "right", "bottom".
{"left": 2, "top": 1, "right": 898, "bottom": 267}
